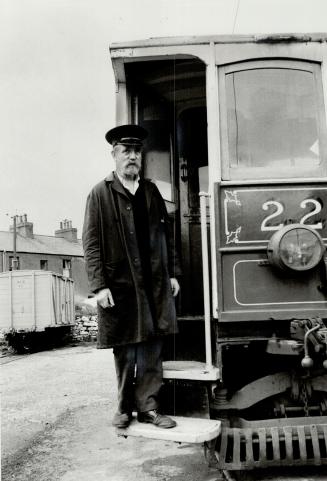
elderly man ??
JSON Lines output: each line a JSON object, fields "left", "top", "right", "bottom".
{"left": 82, "top": 124, "right": 180, "bottom": 429}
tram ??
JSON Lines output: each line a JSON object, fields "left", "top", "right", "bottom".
{"left": 110, "top": 33, "right": 327, "bottom": 471}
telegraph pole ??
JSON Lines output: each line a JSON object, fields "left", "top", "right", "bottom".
{"left": 11, "top": 215, "right": 19, "bottom": 270}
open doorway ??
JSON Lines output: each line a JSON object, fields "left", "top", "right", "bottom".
{"left": 126, "top": 58, "right": 208, "bottom": 319}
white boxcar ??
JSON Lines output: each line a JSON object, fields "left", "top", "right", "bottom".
{"left": 0, "top": 270, "right": 74, "bottom": 332}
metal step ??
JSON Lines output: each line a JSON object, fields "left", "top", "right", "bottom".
{"left": 117, "top": 415, "right": 221, "bottom": 443}
{"left": 216, "top": 423, "right": 327, "bottom": 470}
{"left": 163, "top": 360, "right": 220, "bottom": 381}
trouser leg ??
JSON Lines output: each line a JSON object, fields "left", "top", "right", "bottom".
{"left": 113, "top": 344, "right": 136, "bottom": 414}
{"left": 135, "top": 338, "right": 164, "bottom": 413}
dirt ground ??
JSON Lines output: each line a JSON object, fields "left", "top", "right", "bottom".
{"left": 1, "top": 344, "right": 220, "bottom": 481}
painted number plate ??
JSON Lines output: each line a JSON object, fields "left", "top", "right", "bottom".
{"left": 220, "top": 185, "right": 327, "bottom": 245}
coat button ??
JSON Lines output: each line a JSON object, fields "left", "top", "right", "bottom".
{"left": 130, "top": 231, "right": 134, "bottom": 235}
{"left": 133, "top": 257, "right": 138, "bottom": 263}
{"left": 126, "top": 205, "right": 131, "bottom": 210}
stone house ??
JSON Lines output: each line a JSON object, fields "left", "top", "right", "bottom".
{"left": 0, "top": 215, "right": 89, "bottom": 301}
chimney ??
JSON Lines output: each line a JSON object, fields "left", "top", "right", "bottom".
{"left": 10, "top": 214, "right": 34, "bottom": 238}
{"left": 55, "top": 219, "right": 78, "bottom": 242}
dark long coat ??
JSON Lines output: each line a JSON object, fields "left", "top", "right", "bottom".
{"left": 82, "top": 172, "right": 181, "bottom": 348}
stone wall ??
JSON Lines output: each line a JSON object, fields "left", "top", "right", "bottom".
{"left": 72, "top": 315, "right": 98, "bottom": 342}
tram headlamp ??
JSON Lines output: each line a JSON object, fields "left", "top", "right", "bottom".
{"left": 268, "top": 224, "right": 325, "bottom": 272}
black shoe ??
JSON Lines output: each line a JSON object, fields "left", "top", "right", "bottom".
{"left": 112, "top": 411, "right": 132, "bottom": 428}
{"left": 137, "top": 410, "right": 176, "bottom": 429}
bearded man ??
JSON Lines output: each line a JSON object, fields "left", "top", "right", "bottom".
{"left": 82, "top": 124, "right": 180, "bottom": 429}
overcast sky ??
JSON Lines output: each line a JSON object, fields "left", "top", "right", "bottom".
{"left": 1, "top": 0, "right": 326, "bottom": 236}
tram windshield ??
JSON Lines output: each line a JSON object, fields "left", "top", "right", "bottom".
{"left": 221, "top": 60, "right": 326, "bottom": 179}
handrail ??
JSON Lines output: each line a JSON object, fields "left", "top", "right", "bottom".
{"left": 199, "top": 191, "right": 213, "bottom": 370}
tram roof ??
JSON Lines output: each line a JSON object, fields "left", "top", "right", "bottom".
{"left": 110, "top": 32, "right": 327, "bottom": 52}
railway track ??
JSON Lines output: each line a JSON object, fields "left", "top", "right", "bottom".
{"left": 0, "top": 353, "right": 26, "bottom": 365}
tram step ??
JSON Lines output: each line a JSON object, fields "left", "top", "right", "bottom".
{"left": 163, "top": 360, "right": 220, "bottom": 381}
{"left": 216, "top": 423, "right": 327, "bottom": 470}
{"left": 117, "top": 416, "right": 221, "bottom": 444}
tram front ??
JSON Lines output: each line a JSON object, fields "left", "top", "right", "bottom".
{"left": 110, "top": 33, "right": 327, "bottom": 471}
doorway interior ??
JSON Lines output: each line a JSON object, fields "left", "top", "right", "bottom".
{"left": 126, "top": 58, "right": 209, "bottom": 358}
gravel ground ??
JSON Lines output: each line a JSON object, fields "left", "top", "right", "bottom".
{"left": 1, "top": 344, "right": 220, "bottom": 481}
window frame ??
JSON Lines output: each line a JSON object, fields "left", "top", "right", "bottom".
{"left": 40, "top": 259, "right": 48, "bottom": 270}
{"left": 218, "top": 59, "right": 327, "bottom": 180}
{"left": 62, "top": 259, "right": 72, "bottom": 270}
{"left": 9, "top": 256, "right": 20, "bottom": 271}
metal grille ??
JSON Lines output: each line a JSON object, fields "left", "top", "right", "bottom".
{"left": 216, "top": 424, "right": 327, "bottom": 470}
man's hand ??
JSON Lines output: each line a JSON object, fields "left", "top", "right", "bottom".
{"left": 95, "top": 288, "right": 115, "bottom": 308}
{"left": 170, "top": 278, "right": 180, "bottom": 297}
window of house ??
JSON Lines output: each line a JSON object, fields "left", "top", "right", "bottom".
{"left": 219, "top": 60, "right": 327, "bottom": 179}
{"left": 62, "top": 259, "right": 72, "bottom": 278}
{"left": 9, "top": 256, "right": 20, "bottom": 270}
{"left": 63, "top": 259, "right": 72, "bottom": 270}
{"left": 40, "top": 260, "right": 48, "bottom": 270}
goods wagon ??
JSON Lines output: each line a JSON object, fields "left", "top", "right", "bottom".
{"left": 0, "top": 270, "right": 74, "bottom": 351}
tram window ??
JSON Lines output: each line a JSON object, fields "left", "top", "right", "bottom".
{"left": 220, "top": 61, "right": 327, "bottom": 179}
{"left": 144, "top": 148, "right": 173, "bottom": 202}
{"left": 141, "top": 107, "right": 174, "bottom": 202}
